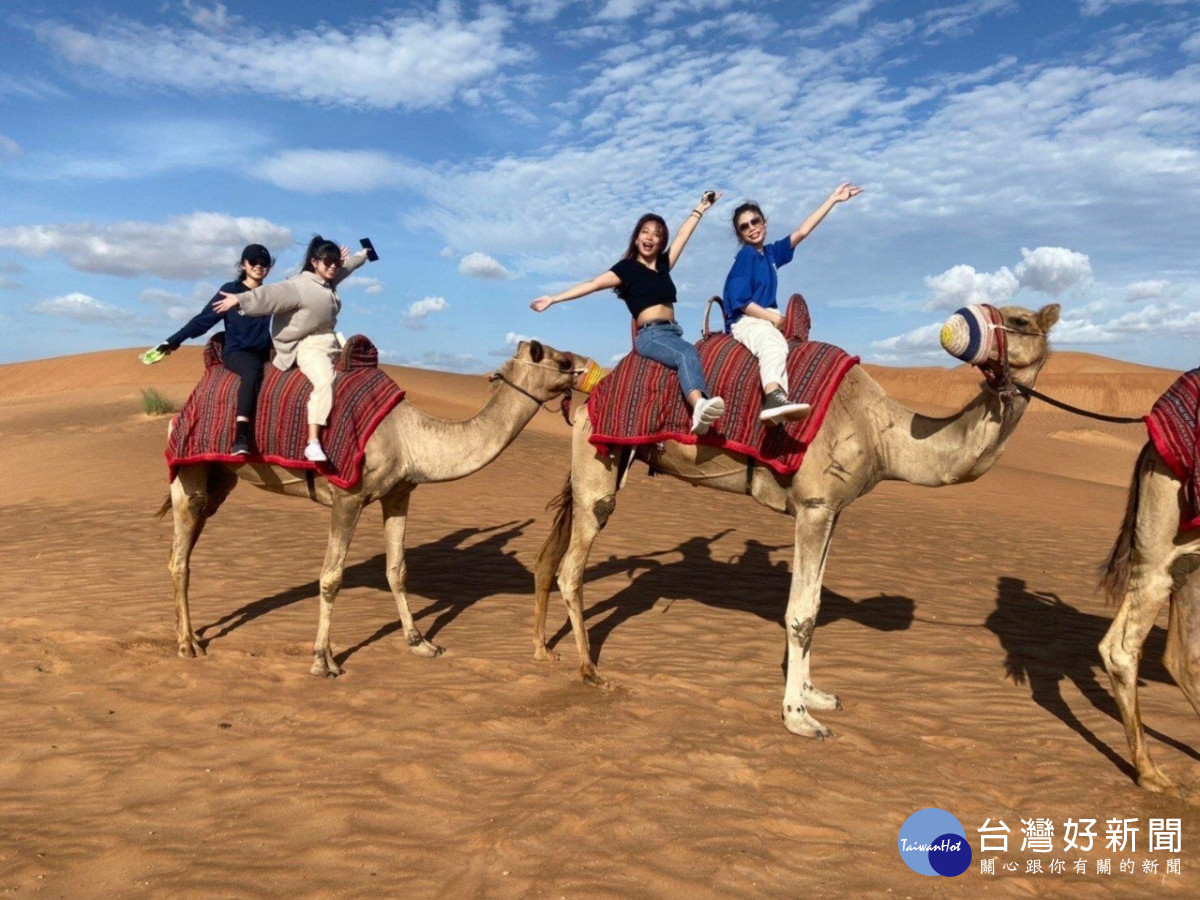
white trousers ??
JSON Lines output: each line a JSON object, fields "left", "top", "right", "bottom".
{"left": 730, "top": 316, "right": 789, "bottom": 393}
{"left": 295, "top": 333, "right": 340, "bottom": 426}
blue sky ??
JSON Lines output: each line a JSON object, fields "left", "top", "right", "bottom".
{"left": 2, "top": 0, "right": 1198, "bottom": 371}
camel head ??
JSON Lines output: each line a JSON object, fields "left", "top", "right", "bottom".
{"left": 498, "top": 340, "right": 584, "bottom": 402}
{"left": 995, "top": 303, "right": 1059, "bottom": 372}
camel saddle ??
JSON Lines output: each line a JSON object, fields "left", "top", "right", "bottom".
{"left": 587, "top": 294, "right": 859, "bottom": 476}
{"left": 165, "top": 333, "right": 405, "bottom": 489}
{"left": 1146, "top": 368, "right": 1200, "bottom": 531}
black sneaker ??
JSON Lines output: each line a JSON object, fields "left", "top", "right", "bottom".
{"left": 232, "top": 437, "right": 251, "bottom": 456}
{"left": 759, "top": 388, "right": 811, "bottom": 425}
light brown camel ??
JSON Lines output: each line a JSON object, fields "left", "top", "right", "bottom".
{"left": 533, "top": 304, "right": 1060, "bottom": 737}
{"left": 164, "top": 340, "right": 581, "bottom": 676}
{"left": 1099, "top": 444, "right": 1200, "bottom": 799}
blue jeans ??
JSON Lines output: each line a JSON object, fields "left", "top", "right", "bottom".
{"left": 634, "top": 321, "right": 708, "bottom": 399}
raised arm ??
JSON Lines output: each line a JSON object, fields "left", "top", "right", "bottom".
{"left": 214, "top": 280, "right": 301, "bottom": 316}
{"left": 333, "top": 246, "right": 370, "bottom": 286}
{"left": 666, "top": 190, "right": 722, "bottom": 269}
{"left": 530, "top": 270, "right": 622, "bottom": 312}
{"left": 788, "top": 182, "right": 862, "bottom": 249}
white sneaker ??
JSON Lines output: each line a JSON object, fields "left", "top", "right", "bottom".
{"left": 303, "top": 440, "right": 328, "bottom": 462}
{"left": 690, "top": 396, "right": 725, "bottom": 435}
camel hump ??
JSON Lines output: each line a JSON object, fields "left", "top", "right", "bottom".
{"left": 783, "top": 293, "right": 811, "bottom": 343}
{"left": 336, "top": 335, "right": 380, "bottom": 372}
{"left": 203, "top": 332, "right": 226, "bottom": 369}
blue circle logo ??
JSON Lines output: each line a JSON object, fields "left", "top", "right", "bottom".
{"left": 897, "top": 808, "right": 972, "bottom": 877}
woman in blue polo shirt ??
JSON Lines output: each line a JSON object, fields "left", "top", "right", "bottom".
{"left": 531, "top": 191, "right": 726, "bottom": 436}
{"left": 722, "top": 183, "right": 861, "bottom": 424}
{"left": 148, "top": 243, "right": 276, "bottom": 455}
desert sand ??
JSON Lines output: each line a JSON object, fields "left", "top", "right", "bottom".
{"left": 2, "top": 343, "right": 1199, "bottom": 897}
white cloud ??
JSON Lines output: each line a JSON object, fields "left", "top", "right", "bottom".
{"left": 0, "top": 135, "right": 20, "bottom": 160}
{"left": 867, "top": 321, "right": 946, "bottom": 363}
{"left": 32, "top": 292, "right": 134, "bottom": 323}
{"left": 252, "top": 150, "right": 421, "bottom": 193}
{"left": 341, "top": 275, "right": 384, "bottom": 296}
{"left": 139, "top": 284, "right": 216, "bottom": 321}
{"left": 1079, "top": 0, "right": 1193, "bottom": 16}
{"left": 0, "top": 213, "right": 292, "bottom": 280}
{"left": 407, "top": 296, "right": 448, "bottom": 318}
{"left": 923, "top": 264, "right": 1020, "bottom": 311}
{"left": 1014, "top": 246, "right": 1092, "bottom": 296}
{"left": 1125, "top": 279, "right": 1169, "bottom": 301}
{"left": 39, "top": 8, "right": 525, "bottom": 111}
{"left": 459, "top": 251, "right": 514, "bottom": 280}
{"left": 439, "top": 246, "right": 457, "bottom": 259}
{"left": 181, "top": 1, "right": 239, "bottom": 31}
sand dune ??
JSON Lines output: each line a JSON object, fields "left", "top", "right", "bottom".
{"left": 2, "top": 343, "right": 1198, "bottom": 896}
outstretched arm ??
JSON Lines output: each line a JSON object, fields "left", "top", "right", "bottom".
{"left": 530, "top": 270, "right": 622, "bottom": 312}
{"left": 788, "top": 182, "right": 862, "bottom": 249}
{"left": 333, "top": 246, "right": 370, "bottom": 286}
{"left": 214, "top": 281, "right": 300, "bottom": 316}
{"left": 666, "top": 190, "right": 722, "bottom": 269}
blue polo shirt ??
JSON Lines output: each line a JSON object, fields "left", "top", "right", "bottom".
{"left": 720, "top": 236, "right": 795, "bottom": 332}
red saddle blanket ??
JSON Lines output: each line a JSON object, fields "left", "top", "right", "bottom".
{"left": 1146, "top": 368, "right": 1200, "bottom": 531}
{"left": 166, "top": 334, "right": 405, "bottom": 490}
{"left": 588, "top": 335, "right": 858, "bottom": 477}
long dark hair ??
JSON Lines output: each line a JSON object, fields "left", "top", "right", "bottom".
{"left": 302, "top": 234, "right": 340, "bottom": 273}
{"left": 614, "top": 214, "right": 668, "bottom": 301}
{"left": 731, "top": 202, "right": 765, "bottom": 245}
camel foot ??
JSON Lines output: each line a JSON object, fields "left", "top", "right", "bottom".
{"left": 1137, "top": 769, "right": 1178, "bottom": 796}
{"left": 177, "top": 633, "right": 205, "bottom": 658}
{"left": 533, "top": 644, "right": 561, "bottom": 662}
{"left": 783, "top": 707, "right": 833, "bottom": 739}
{"left": 581, "top": 664, "right": 612, "bottom": 690}
{"left": 408, "top": 638, "right": 444, "bottom": 659}
{"left": 804, "top": 687, "right": 842, "bottom": 711}
{"left": 310, "top": 649, "right": 343, "bottom": 678}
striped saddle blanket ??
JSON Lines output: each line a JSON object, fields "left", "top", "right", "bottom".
{"left": 587, "top": 333, "right": 859, "bottom": 477}
{"left": 1146, "top": 368, "right": 1200, "bottom": 531}
{"left": 166, "top": 334, "right": 405, "bottom": 490}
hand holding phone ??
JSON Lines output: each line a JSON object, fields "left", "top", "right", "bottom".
{"left": 359, "top": 238, "right": 379, "bottom": 262}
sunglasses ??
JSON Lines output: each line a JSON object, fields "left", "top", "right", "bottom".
{"left": 244, "top": 258, "right": 272, "bottom": 268}
{"left": 316, "top": 256, "right": 343, "bottom": 267}
{"left": 737, "top": 216, "right": 765, "bottom": 234}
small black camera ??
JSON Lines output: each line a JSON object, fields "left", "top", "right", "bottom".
{"left": 360, "top": 238, "right": 379, "bottom": 262}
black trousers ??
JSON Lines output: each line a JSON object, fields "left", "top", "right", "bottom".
{"left": 223, "top": 348, "right": 271, "bottom": 420}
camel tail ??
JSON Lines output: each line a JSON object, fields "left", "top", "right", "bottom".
{"left": 154, "top": 494, "right": 172, "bottom": 520}
{"left": 1098, "top": 443, "right": 1150, "bottom": 606}
{"left": 534, "top": 473, "right": 574, "bottom": 592}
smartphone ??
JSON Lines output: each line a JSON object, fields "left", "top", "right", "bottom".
{"left": 359, "top": 238, "right": 379, "bottom": 262}
{"left": 702, "top": 191, "right": 717, "bottom": 205}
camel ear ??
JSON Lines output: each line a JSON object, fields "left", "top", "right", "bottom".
{"left": 1037, "top": 304, "right": 1060, "bottom": 333}
{"left": 528, "top": 340, "right": 545, "bottom": 363}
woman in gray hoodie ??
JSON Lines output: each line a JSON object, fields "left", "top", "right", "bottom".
{"left": 213, "top": 235, "right": 372, "bottom": 462}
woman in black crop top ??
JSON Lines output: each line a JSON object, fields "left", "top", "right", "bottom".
{"left": 530, "top": 191, "right": 725, "bottom": 435}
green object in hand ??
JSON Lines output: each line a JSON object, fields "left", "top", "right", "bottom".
{"left": 140, "top": 345, "right": 167, "bottom": 365}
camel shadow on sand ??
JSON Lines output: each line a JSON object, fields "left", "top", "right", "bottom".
{"left": 543, "top": 531, "right": 916, "bottom": 662}
{"left": 984, "top": 574, "right": 1200, "bottom": 782}
{"left": 195, "top": 518, "right": 665, "bottom": 666}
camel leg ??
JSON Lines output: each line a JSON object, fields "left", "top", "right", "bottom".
{"left": 533, "top": 476, "right": 573, "bottom": 662}
{"left": 556, "top": 426, "right": 620, "bottom": 685}
{"left": 380, "top": 488, "right": 443, "bottom": 659}
{"left": 167, "top": 467, "right": 210, "bottom": 658}
{"left": 781, "top": 505, "right": 839, "bottom": 738}
{"left": 1165, "top": 571, "right": 1200, "bottom": 719}
{"left": 310, "top": 491, "right": 366, "bottom": 677}
{"left": 1099, "top": 566, "right": 1174, "bottom": 792}
{"left": 167, "top": 465, "right": 237, "bottom": 657}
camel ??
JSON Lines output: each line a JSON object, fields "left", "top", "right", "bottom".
{"left": 532, "top": 304, "right": 1060, "bottom": 737}
{"left": 164, "top": 340, "right": 581, "bottom": 676}
{"left": 1099, "top": 444, "right": 1200, "bottom": 799}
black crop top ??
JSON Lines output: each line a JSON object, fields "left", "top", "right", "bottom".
{"left": 610, "top": 255, "right": 677, "bottom": 319}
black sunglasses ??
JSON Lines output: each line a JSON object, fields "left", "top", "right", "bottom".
{"left": 245, "top": 257, "right": 272, "bottom": 268}
{"left": 737, "top": 215, "right": 764, "bottom": 233}
{"left": 317, "top": 255, "right": 343, "bottom": 267}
